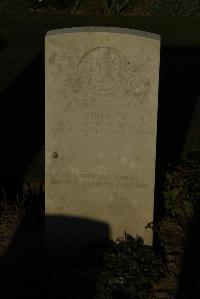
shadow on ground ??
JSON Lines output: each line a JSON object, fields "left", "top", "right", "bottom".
{"left": 157, "top": 47, "right": 200, "bottom": 166}
{"left": 0, "top": 191, "right": 110, "bottom": 299}
{"left": 153, "top": 48, "right": 200, "bottom": 297}
{"left": 153, "top": 46, "right": 200, "bottom": 228}
{"left": 0, "top": 50, "right": 44, "bottom": 196}
{"left": 177, "top": 157, "right": 200, "bottom": 299}
{"left": 177, "top": 190, "right": 200, "bottom": 299}
{"left": 0, "top": 37, "right": 8, "bottom": 51}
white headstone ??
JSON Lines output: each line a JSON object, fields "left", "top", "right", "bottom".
{"left": 45, "top": 27, "right": 160, "bottom": 255}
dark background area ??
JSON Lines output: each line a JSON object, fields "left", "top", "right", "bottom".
{"left": 0, "top": 14, "right": 200, "bottom": 299}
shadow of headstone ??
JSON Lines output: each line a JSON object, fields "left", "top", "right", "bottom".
{"left": 176, "top": 152, "right": 200, "bottom": 299}
{"left": 156, "top": 46, "right": 200, "bottom": 167}
{"left": 0, "top": 193, "right": 110, "bottom": 299}
{"left": 153, "top": 46, "right": 200, "bottom": 249}
{"left": 176, "top": 210, "right": 200, "bottom": 299}
{"left": 0, "top": 50, "right": 44, "bottom": 196}
{"left": 0, "top": 38, "right": 8, "bottom": 51}
{"left": 45, "top": 215, "right": 110, "bottom": 298}
{"left": 45, "top": 215, "right": 110, "bottom": 258}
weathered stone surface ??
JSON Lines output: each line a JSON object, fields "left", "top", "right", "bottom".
{"left": 45, "top": 26, "right": 160, "bottom": 254}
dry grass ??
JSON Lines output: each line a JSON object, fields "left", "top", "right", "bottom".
{"left": 0, "top": 189, "right": 26, "bottom": 259}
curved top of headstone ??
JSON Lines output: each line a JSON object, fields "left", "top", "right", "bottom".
{"left": 46, "top": 26, "right": 160, "bottom": 41}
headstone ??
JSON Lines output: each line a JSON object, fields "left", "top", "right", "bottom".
{"left": 45, "top": 26, "right": 160, "bottom": 255}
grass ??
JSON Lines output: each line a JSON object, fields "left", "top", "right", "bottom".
{"left": 100, "top": 0, "right": 131, "bottom": 16}
{"left": 0, "top": 188, "right": 26, "bottom": 259}
{"left": 1, "top": 0, "right": 200, "bottom": 16}
{"left": 25, "top": 0, "right": 135, "bottom": 15}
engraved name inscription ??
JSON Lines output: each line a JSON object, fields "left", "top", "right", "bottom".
{"left": 53, "top": 98, "right": 153, "bottom": 137}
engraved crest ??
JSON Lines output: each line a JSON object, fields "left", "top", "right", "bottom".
{"left": 77, "top": 47, "right": 133, "bottom": 97}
